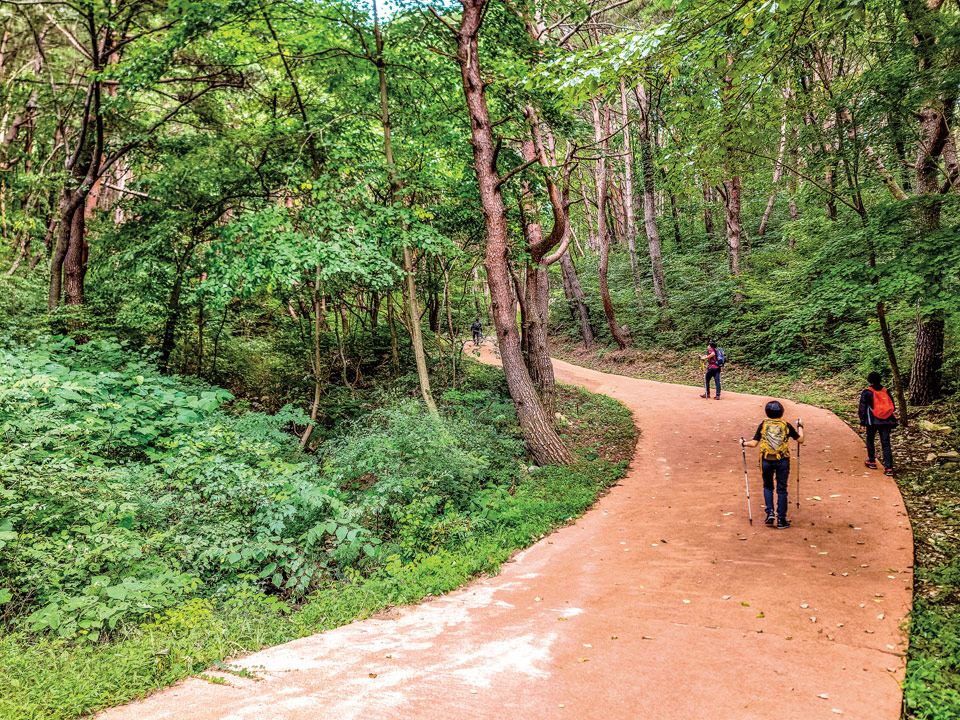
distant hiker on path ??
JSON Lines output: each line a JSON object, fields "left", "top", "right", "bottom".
{"left": 698, "top": 341, "right": 723, "bottom": 399}
{"left": 741, "top": 400, "right": 804, "bottom": 529}
{"left": 859, "top": 372, "right": 898, "bottom": 476}
{"left": 471, "top": 319, "right": 483, "bottom": 344}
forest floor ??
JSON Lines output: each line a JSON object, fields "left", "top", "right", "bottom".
{"left": 96, "top": 344, "right": 912, "bottom": 719}
{"left": 551, "top": 338, "right": 960, "bottom": 718}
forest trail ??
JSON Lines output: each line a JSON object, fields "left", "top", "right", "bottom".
{"left": 97, "top": 346, "right": 913, "bottom": 720}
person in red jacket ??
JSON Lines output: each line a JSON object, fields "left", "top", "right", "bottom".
{"left": 858, "top": 371, "right": 898, "bottom": 476}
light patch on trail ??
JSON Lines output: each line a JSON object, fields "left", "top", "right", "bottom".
{"left": 234, "top": 582, "right": 520, "bottom": 675}
{"left": 449, "top": 632, "right": 558, "bottom": 687}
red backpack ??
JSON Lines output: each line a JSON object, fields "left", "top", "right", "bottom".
{"left": 869, "top": 387, "right": 895, "bottom": 420}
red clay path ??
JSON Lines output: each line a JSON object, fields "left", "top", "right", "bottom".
{"left": 97, "top": 347, "right": 913, "bottom": 720}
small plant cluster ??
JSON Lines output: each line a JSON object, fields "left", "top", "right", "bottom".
{"left": 0, "top": 337, "right": 636, "bottom": 719}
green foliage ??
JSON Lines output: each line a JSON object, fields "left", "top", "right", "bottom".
{"left": 901, "top": 465, "right": 960, "bottom": 720}
{"left": 0, "top": 336, "right": 636, "bottom": 719}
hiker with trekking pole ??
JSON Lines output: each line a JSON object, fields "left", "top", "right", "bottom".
{"left": 740, "top": 401, "right": 804, "bottom": 529}
{"left": 697, "top": 341, "right": 725, "bottom": 400}
{"left": 858, "top": 371, "right": 898, "bottom": 476}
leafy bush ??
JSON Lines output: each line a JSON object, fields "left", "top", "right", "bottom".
{"left": 0, "top": 337, "right": 351, "bottom": 640}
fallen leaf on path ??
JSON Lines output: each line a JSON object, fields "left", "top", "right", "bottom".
{"left": 741, "top": 601, "right": 750, "bottom": 606}
{"left": 578, "top": 657, "right": 589, "bottom": 663}
{"left": 722, "top": 595, "right": 731, "bottom": 599}
{"left": 818, "top": 694, "right": 829, "bottom": 699}
{"left": 611, "top": 635, "right": 618, "bottom": 640}
{"left": 368, "top": 673, "right": 378, "bottom": 679}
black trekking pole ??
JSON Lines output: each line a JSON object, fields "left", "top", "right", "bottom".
{"left": 796, "top": 418, "right": 802, "bottom": 509}
{"left": 740, "top": 438, "right": 753, "bottom": 525}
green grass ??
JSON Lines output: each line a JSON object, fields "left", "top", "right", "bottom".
{"left": 0, "top": 367, "right": 636, "bottom": 720}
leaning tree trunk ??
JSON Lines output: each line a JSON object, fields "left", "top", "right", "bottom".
{"left": 559, "top": 249, "right": 594, "bottom": 348}
{"left": 454, "top": 0, "right": 573, "bottom": 465}
{"left": 758, "top": 110, "right": 789, "bottom": 238}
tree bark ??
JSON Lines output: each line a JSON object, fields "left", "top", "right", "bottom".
{"left": 559, "top": 249, "right": 594, "bottom": 348}
{"left": 375, "top": 0, "right": 437, "bottom": 415}
{"left": 636, "top": 83, "right": 668, "bottom": 306}
{"left": 590, "top": 97, "right": 630, "bottom": 348}
{"left": 619, "top": 80, "right": 641, "bottom": 287}
{"left": 720, "top": 178, "right": 743, "bottom": 278}
{"left": 702, "top": 181, "right": 715, "bottom": 236}
{"left": 758, "top": 110, "right": 789, "bottom": 238}
{"left": 901, "top": 0, "right": 951, "bottom": 405}
{"left": 576, "top": 161, "right": 599, "bottom": 252}
{"left": 452, "top": 0, "right": 573, "bottom": 465}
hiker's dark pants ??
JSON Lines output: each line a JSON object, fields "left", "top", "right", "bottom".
{"left": 866, "top": 425, "right": 893, "bottom": 469}
{"left": 472, "top": 330, "right": 481, "bottom": 344}
{"left": 704, "top": 368, "right": 721, "bottom": 396}
{"left": 761, "top": 457, "right": 791, "bottom": 521}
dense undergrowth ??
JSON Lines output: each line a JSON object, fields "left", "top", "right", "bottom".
{"left": 0, "top": 334, "right": 636, "bottom": 720}
{"left": 548, "top": 337, "right": 960, "bottom": 720}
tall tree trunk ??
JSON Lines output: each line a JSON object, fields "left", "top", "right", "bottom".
{"left": 591, "top": 97, "right": 630, "bottom": 348}
{"left": 702, "top": 181, "right": 715, "bottom": 236}
{"left": 618, "top": 79, "right": 641, "bottom": 288}
{"left": 559, "top": 249, "right": 594, "bottom": 348}
{"left": 787, "top": 148, "right": 800, "bottom": 249}
{"left": 901, "top": 0, "right": 951, "bottom": 405}
{"left": 758, "top": 110, "right": 790, "bottom": 238}
{"left": 375, "top": 0, "right": 437, "bottom": 415}
{"left": 387, "top": 291, "right": 400, "bottom": 369}
{"left": 636, "top": 83, "right": 668, "bottom": 306}
{"left": 721, "top": 178, "right": 743, "bottom": 278}
{"left": 402, "top": 247, "right": 438, "bottom": 414}
{"left": 576, "top": 161, "right": 599, "bottom": 252}
{"left": 300, "top": 269, "right": 325, "bottom": 450}
{"left": 453, "top": 0, "right": 573, "bottom": 464}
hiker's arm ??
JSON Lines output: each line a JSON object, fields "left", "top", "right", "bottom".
{"left": 742, "top": 437, "right": 759, "bottom": 448}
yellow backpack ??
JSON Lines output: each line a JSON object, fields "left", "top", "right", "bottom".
{"left": 758, "top": 419, "right": 791, "bottom": 460}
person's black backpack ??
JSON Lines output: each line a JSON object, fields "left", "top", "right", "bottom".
{"left": 715, "top": 347, "right": 726, "bottom": 367}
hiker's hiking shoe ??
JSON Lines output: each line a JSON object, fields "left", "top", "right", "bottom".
{"left": 864, "top": 461, "right": 878, "bottom": 470}
{"left": 700, "top": 393, "right": 710, "bottom": 398}
{"left": 714, "top": 395, "right": 721, "bottom": 400}
{"left": 884, "top": 468, "right": 895, "bottom": 476}
{"left": 777, "top": 518, "right": 791, "bottom": 529}
{"left": 765, "top": 513, "right": 776, "bottom": 526}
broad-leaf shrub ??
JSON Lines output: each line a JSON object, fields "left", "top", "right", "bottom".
{"left": 0, "top": 338, "right": 348, "bottom": 639}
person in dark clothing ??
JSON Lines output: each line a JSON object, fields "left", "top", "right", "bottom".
{"left": 858, "top": 371, "right": 898, "bottom": 475}
{"left": 742, "top": 400, "right": 805, "bottom": 528}
{"left": 471, "top": 319, "right": 483, "bottom": 344}
{"left": 698, "top": 341, "right": 721, "bottom": 399}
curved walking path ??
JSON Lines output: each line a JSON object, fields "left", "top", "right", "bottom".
{"left": 98, "top": 348, "right": 913, "bottom": 720}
